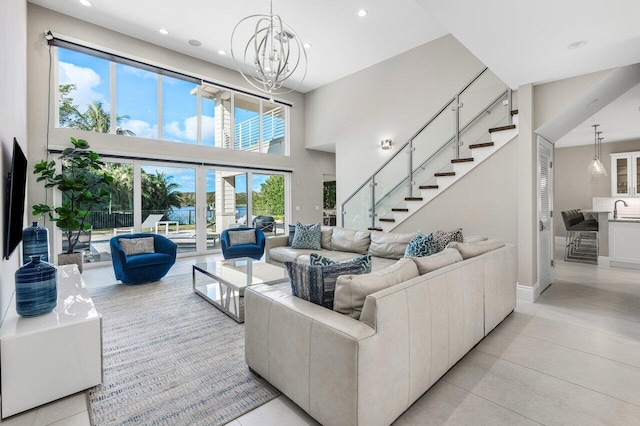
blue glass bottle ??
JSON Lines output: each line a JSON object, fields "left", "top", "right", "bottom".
{"left": 22, "top": 221, "right": 49, "bottom": 264}
{"left": 15, "top": 255, "right": 57, "bottom": 317}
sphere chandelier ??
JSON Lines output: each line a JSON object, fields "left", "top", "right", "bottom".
{"left": 231, "top": 0, "right": 307, "bottom": 99}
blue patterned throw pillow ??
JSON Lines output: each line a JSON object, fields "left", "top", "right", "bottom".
{"left": 291, "top": 222, "right": 322, "bottom": 250}
{"left": 285, "top": 257, "right": 369, "bottom": 309}
{"left": 309, "top": 253, "right": 373, "bottom": 274}
{"left": 404, "top": 231, "right": 437, "bottom": 257}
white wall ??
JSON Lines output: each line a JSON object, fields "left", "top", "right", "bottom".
{"left": 394, "top": 139, "right": 518, "bottom": 243}
{"left": 0, "top": 0, "right": 27, "bottom": 322}
{"left": 27, "top": 4, "right": 335, "bottom": 231}
{"left": 304, "top": 35, "right": 486, "bottom": 209}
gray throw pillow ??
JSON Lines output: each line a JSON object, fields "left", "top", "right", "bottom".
{"left": 285, "top": 257, "right": 368, "bottom": 309}
{"left": 228, "top": 229, "right": 256, "bottom": 246}
{"left": 119, "top": 237, "right": 155, "bottom": 256}
{"left": 291, "top": 222, "right": 321, "bottom": 250}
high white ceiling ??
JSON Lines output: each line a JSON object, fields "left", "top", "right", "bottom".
{"left": 28, "top": 0, "right": 448, "bottom": 93}
{"left": 417, "top": 0, "right": 640, "bottom": 88}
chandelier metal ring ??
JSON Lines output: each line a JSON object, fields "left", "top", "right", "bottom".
{"left": 230, "top": 1, "right": 307, "bottom": 99}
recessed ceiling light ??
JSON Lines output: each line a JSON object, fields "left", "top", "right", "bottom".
{"left": 357, "top": 9, "right": 368, "bottom": 17}
{"left": 218, "top": 50, "right": 226, "bottom": 55}
{"left": 158, "top": 28, "right": 169, "bottom": 35}
{"left": 79, "top": 0, "right": 92, "bottom": 6}
{"left": 567, "top": 40, "right": 587, "bottom": 49}
{"left": 188, "top": 39, "right": 202, "bottom": 47}
{"left": 303, "top": 42, "right": 312, "bottom": 49}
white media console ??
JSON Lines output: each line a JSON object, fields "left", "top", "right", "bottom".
{"left": 0, "top": 265, "right": 102, "bottom": 418}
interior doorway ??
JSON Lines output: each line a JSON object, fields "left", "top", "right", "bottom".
{"left": 537, "top": 135, "right": 554, "bottom": 294}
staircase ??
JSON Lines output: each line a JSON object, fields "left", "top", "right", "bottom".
{"left": 341, "top": 68, "right": 519, "bottom": 232}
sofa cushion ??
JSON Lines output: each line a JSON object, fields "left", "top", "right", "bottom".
{"left": 404, "top": 231, "right": 438, "bottom": 257}
{"left": 320, "top": 226, "right": 333, "bottom": 250}
{"left": 126, "top": 253, "right": 174, "bottom": 268}
{"left": 433, "top": 228, "right": 464, "bottom": 252}
{"left": 410, "top": 248, "right": 463, "bottom": 275}
{"left": 309, "top": 253, "right": 373, "bottom": 273}
{"left": 447, "top": 239, "right": 505, "bottom": 260}
{"left": 463, "top": 235, "right": 488, "bottom": 244}
{"left": 333, "top": 258, "right": 419, "bottom": 319}
{"left": 291, "top": 222, "right": 322, "bottom": 250}
{"left": 269, "top": 247, "right": 317, "bottom": 264}
{"left": 119, "top": 237, "right": 155, "bottom": 256}
{"left": 228, "top": 229, "right": 256, "bottom": 246}
{"left": 368, "top": 230, "right": 414, "bottom": 259}
{"left": 285, "top": 258, "right": 368, "bottom": 309}
{"left": 331, "top": 227, "right": 371, "bottom": 254}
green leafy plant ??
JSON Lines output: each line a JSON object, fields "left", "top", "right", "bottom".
{"left": 33, "top": 137, "right": 113, "bottom": 254}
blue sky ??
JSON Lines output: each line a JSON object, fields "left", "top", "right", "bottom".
{"left": 58, "top": 48, "right": 268, "bottom": 194}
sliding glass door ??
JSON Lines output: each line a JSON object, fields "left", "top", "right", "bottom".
{"left": 68, "top": 159, "right": 289, "bottom": 263}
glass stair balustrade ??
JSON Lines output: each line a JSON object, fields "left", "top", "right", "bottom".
{"left": 342, "top": 68, "right": 512, "bottom": 230}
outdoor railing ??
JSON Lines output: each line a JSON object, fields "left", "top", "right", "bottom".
{"left": 341, "top": 68, "right": 512, "bottom": 230}
{"left": 234, "top": 106, "right": 285, "bottom": 151}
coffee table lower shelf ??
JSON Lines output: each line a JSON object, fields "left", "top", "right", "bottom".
{"left": 192, "top": 258, "right": 288, "bottom": 323}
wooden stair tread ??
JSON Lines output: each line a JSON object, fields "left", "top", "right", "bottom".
{"left": 379, "top": 218, "right": 395, "bottom": 223}
{"left": 488, "top": 124, "right": 516, "bottom": 133}
{"left": 368, "top": 227, "right": 383, "bottom": 231}
{"left": 391, "top": 208, "right": 409, "bottom": 212}
{"left": 511, "top": 109, "right": 518, "bottom": 116}
{"left": 469, "top": 142, "right": 494, "bottom": 149}
{"left": 405, "top": 197, "right": 423, "bottom": 201}
{"left": 419, "top": 185, "right": 439, "bottom": 189}
{"left": 451, "top": 158, "right": 473, "bottom": 163}
{"left": 435, "top": 172, "right": 456, "bottom": 177}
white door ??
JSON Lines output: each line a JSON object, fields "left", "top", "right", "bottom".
{"left": 537, "top": 136, "right": 554, "bottom": 294}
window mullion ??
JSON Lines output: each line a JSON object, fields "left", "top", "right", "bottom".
{"left": 259, "top": 100, "right": 264, "bottom": 153}
{"left": 157, "top": 75, "right": 163, "bottom": 140}
{"left": 197, "top": 85, "right": 202, "bottom": 145}
{"left": 230, "top": 93, "right": 236, "bottom": 150}
{"left": 110, "top": 61, "right": 116, "bottom": 134}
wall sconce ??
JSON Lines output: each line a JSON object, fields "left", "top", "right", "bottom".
{"left": 380, "top": 139, "right": 392, "bottom": 150}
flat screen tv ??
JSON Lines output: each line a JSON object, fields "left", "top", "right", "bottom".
{"left": 4, "top": 138, "right": 27, "bottom": 260}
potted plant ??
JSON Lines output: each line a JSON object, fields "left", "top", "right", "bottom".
{"left": 33, "top": 137, "right": 112, "bottom": 272}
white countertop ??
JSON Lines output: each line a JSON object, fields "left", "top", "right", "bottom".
{"left": 0, "top": 265, "right": 100, "bottom": 339}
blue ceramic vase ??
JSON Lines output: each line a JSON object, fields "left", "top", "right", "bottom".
{"left": 22, "top": 221, "right": 49, "bottom": 264}
{"left": 15, "top": 255, "right": 58, "bottom": 317}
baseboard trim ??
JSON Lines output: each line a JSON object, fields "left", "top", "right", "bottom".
{"left": 517, "top": 281, "right": 540, "bottom": 303}
{"left": 610, "top": 260, "right": 640, "bottom": 270}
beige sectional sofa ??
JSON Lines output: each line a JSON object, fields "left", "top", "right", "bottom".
{"left": 246, "top": 233, "right": 517, "bottom": 426}
{"left": 265, "top": 227, "right": 414, "bottom": 271}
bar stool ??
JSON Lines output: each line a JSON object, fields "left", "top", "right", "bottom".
{"left": 561, "top": 210, "right": 598, "bottom": 264}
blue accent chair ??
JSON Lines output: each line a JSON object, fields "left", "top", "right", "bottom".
{"left": 110, "top": 233, "right": 177, "bottom": 284}
{"left": 221, "top": 227, "right": 266, "bottom": 260}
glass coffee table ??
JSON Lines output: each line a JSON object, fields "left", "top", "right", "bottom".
{"left": 192, "top": 257, "right": 288, "bottom": 323}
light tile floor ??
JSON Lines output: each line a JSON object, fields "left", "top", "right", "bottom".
{"left": 3, "top": 246, "right": 640, "bottom": 425}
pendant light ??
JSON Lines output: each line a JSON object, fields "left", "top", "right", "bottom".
{"left": 588, "top": 124, "right": 607, "bottom": 176}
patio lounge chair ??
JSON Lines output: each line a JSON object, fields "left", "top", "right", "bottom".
{"left": 113, "top": 214, "right": 165, "bottom": 235}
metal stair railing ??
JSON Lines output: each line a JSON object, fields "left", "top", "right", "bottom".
{"left": 341, "top": 67, "right": 512, "bottom": 229}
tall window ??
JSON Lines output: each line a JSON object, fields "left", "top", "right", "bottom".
{"left": 56, "top": 46, "right": 289, "bottom": 155}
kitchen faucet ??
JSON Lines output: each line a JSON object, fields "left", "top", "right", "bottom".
{"left": 614, "top": 199, "right": 629, "bottom": 219}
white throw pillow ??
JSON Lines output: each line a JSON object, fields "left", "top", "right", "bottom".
{"left": 333, "top": 258, "right": 419, "bottom": 319}
{"left": 119, "top": 237, "right": 155, "bottom": 256}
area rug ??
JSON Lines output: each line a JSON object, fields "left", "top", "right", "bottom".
{"left": 87, "top": 273, "right": 280, "bottom": 425}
